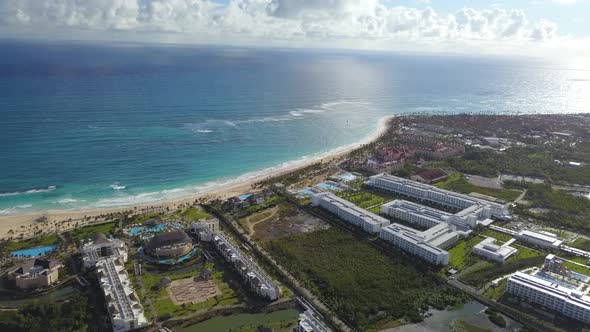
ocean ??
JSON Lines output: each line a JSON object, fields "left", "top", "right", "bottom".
{"left": 1, "top": 41, "right": 588, "bottom": 214}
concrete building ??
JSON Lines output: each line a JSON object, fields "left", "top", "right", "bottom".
{"left": 144, "top": 230, "right": 193, "bottom": 259}
{"left": 379, "top": 223, "right": 456, "bottom": 265}
{"left": 472, "top": 237, "right": 518, "bottom": 263}
{"left": 192, "top": 218, "right": 219, "bottom": 241}
{"left": 311, "top": 192, "right": 390, "bottom": 234}
{"left": 294, "top": 310, "right": 333, "bottom": 332}
{"left": 8, "top": 259, "right": 63, "bottom": 290}
{"left": 80, "top": 233, "right": 148, "bottom": 331}
{"left": 212, "top": 233, "right": 280, "bottom": 300}
{"left": 96, "top": 257, "right": 148, "bottom": 332}
{"left": 80, "top": 232, "right": 128, "bottom": 268}
{"left": 507, "top": 255, "right": 590, "bottom": 324}
{"left": 516, "top": 230, "right": 563, "bottom": 249}
{"left": 366, "top": 174, "right": 510, "bottom": 220}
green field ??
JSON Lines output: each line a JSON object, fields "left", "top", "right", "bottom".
{"left": 483, "top": 279, "right": 508, "bottom": 301}
{"left": 266, "top": 228, "right": 465, "bottom": 329}
{"left": 569, "top": 238, "right": 590, "bottom": 251}
{"left": 177, "top": 309, "right": 299, "bottom": 332}
{"left": 478, "top": 229, "right": 513, "bottom": 243}
{"left": 177, "top": 206, "right": 211, "bottom": 221}
{"left": 141, "top": 263, "right": 240, "bottom": 318}
{"left": 435, "top": 173, "right": 521, "bottom": 202}
{"left": 447, "top": 235, "right": 486, "bottom": 270}
{"left": 4, "top": 234, "right": 61, "bottom": 251}
{"left": 336, "top": 190, "right": 389, "bottom": 209}
{"left": 65, "top": 222, "right": 117, "bottom": 243}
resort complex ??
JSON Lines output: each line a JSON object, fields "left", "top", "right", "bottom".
{"left": 143, "top": 230, "right": 193, "bottom": 259}
{"left": 366, "top": 174, "right": 510, "bottom": 220}
{"left": 507, "top": 255, "right": 590, "bottom": 325}
{"left": 311, "top": 192, "right": 390, "bottom": 234}
{"left": 8, "top": 259, "right": 63, "bottom": 290}
{"left": 80, "top": 233, "right": 148, "bottom": 332}
{"left": 212, "top": 232, "right": 280, "bottom": 300}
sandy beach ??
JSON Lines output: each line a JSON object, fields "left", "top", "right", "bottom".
{"left": 0, "top": 116, "right": 393, "bottom": 240}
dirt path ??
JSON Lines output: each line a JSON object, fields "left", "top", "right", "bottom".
{"left": 245, "top": 206, "right": 279, "bottom": 235}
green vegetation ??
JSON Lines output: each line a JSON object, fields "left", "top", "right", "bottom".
{"left": 178, "top": 206, "right": 210, "bottom": 221}
{"left": 141, "top": 263, "right": 240, "bottom": 318}
{"left": 65, "top": 222, "right": 117, "bottom": 243}
{"left": 434, "top": 173, "right": 521, "bottom": 202}
{"left": 0, "top": 294, "right": 89, "bottom": 332}
{"left": 336, "top": 190, "right": 389, "bottom": 209}
{"left": 447, "top": 235, "right": 486, "bottom": 270}
{"left": 569, "top": 238, "right": 590, "bottom": 251}
{"left": 485, "top": 309, "right": 506, "bottom": 328}
{"left": 563, "top": 261, "right": 590, "bottom": 276}
{"left": 478, "top": 229, "right": 513, "bottom": 243}
{"left": 177, "top": 309, "right": 299, "bottom": 332}
{"left": 4, "top": 234, "right": 60, "bottom": 251}
{"left": 266, "top": 228, "right": 465, "bottom": 329}
{"left": 237, "top": 195, "right": 285, "bottom": 218}
{"left": 483, "top": 279, "right": 507, "bottom": 301}
{"left": 519, "top": 184, "right": 590, "bottom": 234}
{"left": 451, "top": 320, "right": 492, "bottom": 332}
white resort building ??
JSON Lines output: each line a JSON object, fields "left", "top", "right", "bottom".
{"left": 516, "top": 230, "right": 563, "bottom": 249}
{"left": 212, "top": 233, "right": 280, "bottom": 300}
{"left": 311, "top": 192, "right": 390, "bottom": 234}
{"left": 80, "top": 233, "right": 148, "bottom": 332}
{"left": 507, "top": 255, "right": 590, "bottom": 324}
{"left": 472, "top": 237, "right": 518, "bottom": 263}
{"left": 366, "top": 174, "right": 510, "bottom": 220}
{"left": 191, "top": 218, "right": 219, "bottom": 241}
{"left": 379, "top": 222, "right": 459, "bottom": 266}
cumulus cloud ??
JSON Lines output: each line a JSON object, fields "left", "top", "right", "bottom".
{"left": 0, "top": 0, "right": 570, "bottom": 48}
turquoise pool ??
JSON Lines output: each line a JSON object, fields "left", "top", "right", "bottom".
{"left": 317, "top": 182, "right": 342, "bottom": 191}
{"left": 11, "top": 244, "right": 59, "bottom": 258}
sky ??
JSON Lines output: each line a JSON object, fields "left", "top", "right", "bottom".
{"left": 0, "top": 0, "right": 589, "bottom": 58}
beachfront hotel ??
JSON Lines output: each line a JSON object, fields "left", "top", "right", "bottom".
{"left": 80, "top": 233, "right": 148, "bottom": 331}
{"left": 144, "top": 230, "right": 193, "bottom": 259}
{"left": 212, "top": 233, "right": 280, "bottom": 300}
{"left": 507, "top": 255, "right": 590, "bottom": 324}
{"left": 472, "top": 237, "right": 518, "bottom": 263}
{"left": 8, "top": 259, "right": 63, "bottom": 290}
{"left": 366, "top": 174, "right": 510, "bottom": 220}
{"left": 379, "top": 222, "right": 459, "bottom": 266}
{"left": 311, "top": 192, "right": 390, "bottom": 234}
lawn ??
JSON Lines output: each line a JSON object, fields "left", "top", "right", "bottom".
{"left": 478, "top": 229, "right": 514, "bottom": 243}
{"left": 65, "top": 222, "right": 117, "bottom": 243}
{"left": 435, "top": 173, "right": 521, "bottom": 202}
{"left": 178, "top": 206, "right": 211, "bottom": 221}
{"left": 141, "top": 263, "right": 240, "bottom": 318}
{"left": 563, "top": 261, "right": 590, "bottom": 276}
{"left": 569, "top": 238, "right": 590, "bottom": 251}
{"left": 447, "top": 235, "right": 487, "bottom": 270}
{"left": 177, "top": 309, "right": 299, "bottom": 332}
{"left": 266, "top": 228, "right": 465, "bottom": 329}
{"left": 4, "top": 234, "right": 61, "bottom": 251}
{"left": 336, "top": 190, "right": 389, "bottom": 210}
{"left": 483, "top": 279, "right": 508, "bottom": 301}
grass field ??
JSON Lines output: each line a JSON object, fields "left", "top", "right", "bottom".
{"left": 141, "top": 263, "right": 240, "bottom": 318}
{"left": 177, "top": 206, "right": 211, "bottom": 221}
{"left": 483, "top": 279, "right": 507, "bottom": 301}
{"left": 177, "top": 309, "right": 299, "bottom": 332}
{"left": 4, "top": 234, "right": 61, "bottom": 251}
{"left": 478, "top": 229, "right": 514, "bottom": 243}
{"left": 569, "top": 238, "right": 590, "bottom": 251}
{"left": 447, "top": 235, "right": 487, "bottom": 270}
{"left": 65, "top": 222, "right": 117, "bottom": 243}
{"left": 435, "top": 173, "right": 521, "bottom": 202}
{"left": 336, "top": 190, "right": 390, "bottom": 210}
{"left": 266, "top": 228, "right": 465, "bottom": 329}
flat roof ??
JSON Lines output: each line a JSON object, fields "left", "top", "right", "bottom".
{"left": 518, "top": 230, "right": 562, "bottom": 244}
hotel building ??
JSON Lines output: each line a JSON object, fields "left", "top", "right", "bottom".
{"left": 366, "top": 174, "right": 510, "bottom": 220}
{"left": 212, "top": 233, "right": 280, "bottom": 300}
{"left": 472, "top": 237, "right": 518, "bottom": 263}
{"left": 311, "top": 192, "right": 390, "bottom": 234}
{"left": 507, "top": 255, "right": 590, "bottom": 324}
{"left": 80, "top": 233, "right": 148, "bottom": 331}
{"left": 516, "top": 230, "right": 563, "bottom": 249}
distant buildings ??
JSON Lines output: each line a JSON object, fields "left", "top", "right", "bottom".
{"left": 366, "top": 174, "right": 510, "bottom": 220}
{"left": 411, "top": 168, "right": 449, "bottom": 184}
{"left": 212, "top": 233, "right": 280, "bottom": 300}
{"left": 144, "top": 230, "right": 193, "bottom": 259}
{"left": 222, "top": 190, "right": 274, "bottom": 211}
{"left": 8, "top": 259, "right": 63, "bottom": 290}
{"left": 311, "top": 192, "right": 390, "bottom": 234}
{"left": 80, "top": 233, "right": 148, "bottom": 332}
{"left": 472, "top": 237, "right": 517, "bottom": 263}
{"left": 398, "top": 134, "right": 465, "bottom": 160}
{"left": 507, "top": 255, "right": 590, "bottom": 324}
{"left": 516, "top": 230, "right": 563, "bottom": 249}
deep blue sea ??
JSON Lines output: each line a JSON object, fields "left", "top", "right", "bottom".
{"left": 1, "top": 42, "right": 589, "bottom": 214}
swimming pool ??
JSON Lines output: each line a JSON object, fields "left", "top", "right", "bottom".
{"left": 301, "top": 189, "right": 316, "bottom": 196}
{"left": 239, "top": 193, "right": 253, "bottom": 200}
{"left": 335, "top": 173, "right": 358, "bottom": 182}
{"left": 317, "top": 182, "right": 342, "bottom": 191}
{"left": 139, "top": 246, "right": 199, "bottom": 265}
{"left": 11, "top": 244, "right": 59, "bottom": 258}
{"left": 128, "top": 224, "right": 166, "bottom": 236}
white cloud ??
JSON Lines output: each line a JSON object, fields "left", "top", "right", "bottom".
{"left": 0, "top": 0, "right": 580, "bottom": 54}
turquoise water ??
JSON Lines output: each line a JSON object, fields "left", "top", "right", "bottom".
{"left": 138, "top": 246, "right": 198, "bottom": 265}
{"left": 317, "top": 182, "right": 343, "bottom": 191}
{"left": 11, "top": 244, "right": 59, "bottom": 257}
{"left": 1, "top": 42, "right": 589, "bottom": 215}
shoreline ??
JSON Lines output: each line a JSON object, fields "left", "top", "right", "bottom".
{"left": 0, "top": 115, "right": 393, "bottom": 240}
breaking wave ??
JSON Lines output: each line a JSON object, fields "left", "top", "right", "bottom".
{"left": 0, "top": 185, "right": 56, "bottom": 197}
